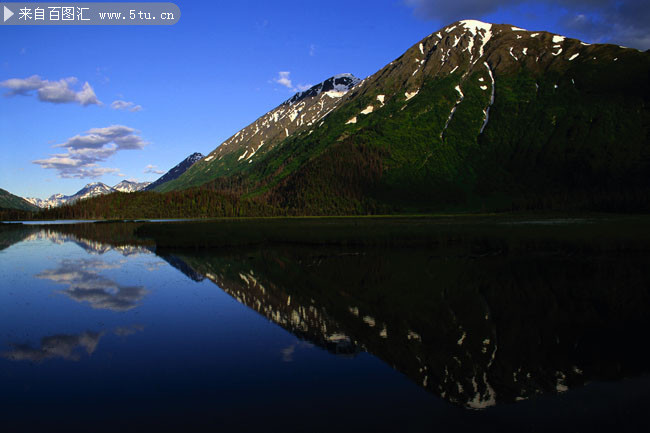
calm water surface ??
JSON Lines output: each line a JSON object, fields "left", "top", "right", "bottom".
{"left": 0, "top": 223, "right": 649, "bottom": 432}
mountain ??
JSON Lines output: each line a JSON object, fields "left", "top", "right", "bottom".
{"left": 26, "top": 193, "right": 69, "bottom": 209}
{"left": 155, "top": 20, "right": 650, "bottom": 213}
{"left": 26, "top": 180, "right": 151, "bottom": 209}
{"left": 0, "top": 188, "right": 39, "bottom": 211}
{"left": 154, "top": 75, "right": 361, "bottom": 192}
{"left": 27, "top": 182, "right": 115, "bottom": 208}
{"left": 146, "top": 153, "right": 205, "bottom": 191}
{"left": 66, "top": 182, "right": 115, "bottom": 202}
{"left": 113, "top": 180, "right": 151, "bottom": 193}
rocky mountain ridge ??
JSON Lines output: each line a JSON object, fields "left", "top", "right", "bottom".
{"left": 154, "top": 75, "right": 362, "bottom": 192}
{"left": 145, "top": 152, "right": 204, "bottom": 191}
{"left": 26, "top": 180, "right": 150, "bottom": 208}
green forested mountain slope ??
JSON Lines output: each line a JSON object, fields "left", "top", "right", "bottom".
{"left": 156, "top": 74, "right": 361, "bottom": 192}
{"left": 159, "top": 20, "right": 650, "bottom": 213}
{"left": 0, "top": 188, "right": 39, "bottom": 212}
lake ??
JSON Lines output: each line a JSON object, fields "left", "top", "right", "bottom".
{"left": 1, "top": 219, "right": 649, "bottom": 432}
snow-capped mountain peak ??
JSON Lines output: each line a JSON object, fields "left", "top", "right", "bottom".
{"left": 175, "top": 74, "right": 364, "bottom": 188}
{"left": 113, "top": 180, "right": 152, "bottom": 193}
{"left": 26, "top": 182, "right": 117, "bottom": 208}
{"left": 285, "top": 73, "right": 361, "bottom": 105}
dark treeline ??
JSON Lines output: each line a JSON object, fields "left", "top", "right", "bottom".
{"left": 33, "top": 189, "right": 281, "bottom": 220}
{"left": 3, "top": 186, "right": 650, "bottom": 222}
{"left": 0, "top": 207, "right": 34, "bottom": 221}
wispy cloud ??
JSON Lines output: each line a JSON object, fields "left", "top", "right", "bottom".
{"left": 144, "top": 164, "right": 165, "bottom": 175}
{"left": 274, "top": 71, "right": 294, "bottom": 89}
{"left": 403, "top": 0, "right": 650, "bottom": 50}
{"left": 33, "top": 125, "right": 148, "bottom": 179}
{"left": 273, "top": 71, "right": 313, "bottom": 93}
{"left": 309, "top": 44, "right": 316, "bottom": 56}
{"left": 0, "top": 75, "right": 101, "bottom": 106}
{"left": 111, "top": 100, "right": 143, "bottom": 112}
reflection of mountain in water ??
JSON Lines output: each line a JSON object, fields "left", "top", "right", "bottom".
{"left": 0, "top": 223, "right": 154, "bottom": 256}
{"left": 162, "top": 251, "right": 358, "bottom": 355}
{"left": 0, "top": 224, "right": 39, "bottom": 251}
{"left": 206, "top": 265, "right": 359, "bottom": 356}
{"left": 25, "top": 229, "right": 153, "bottom": 256}
{"left": 159, "top": 254, "right": 205, "bottom": 282}
{"left": 159, "top": 246, "right": 650, "bottom": 409}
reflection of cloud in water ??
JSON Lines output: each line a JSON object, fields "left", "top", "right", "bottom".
{"left": 114, "top": 324, "right": 145, "bottom": 337}
{"left": 281, "top": 345, "right": 295, "bottom": 362}
{"left": 145, "top": 261, "right": 167, "bottom": 272}
{"left": 281, "top": 341, "right": 314, "bottom": 362}
{"left": 36, "top": 258, "right": 148, "bottom": 312}
{"left": 2, "top": 331, "right": 103, "bottom": 362}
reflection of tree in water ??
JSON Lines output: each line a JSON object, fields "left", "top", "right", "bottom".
{"left": 162, "top": 246, "right": 650, "bottom": 409}
{"left": 36, "top": 258, "right": 148, "bottom": 312}
{"left": 0, "top": 222, "right": 152, "bottom": 255}
{"left": 0, "top": 224, "right": 39, "bottom": 251}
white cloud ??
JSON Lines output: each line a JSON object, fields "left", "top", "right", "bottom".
{"left": 33, "top": 125, "right": 148, "bottom": 179}
{"left": 273, "top": 71, "right": 312, "bottom": 93}
{"left": 0, "top": 75, "right": 102, "bottom": 106}
{"left": 0, "top": 75, "right": 43, "bottom": 94}
{"left": 144, "top": 164, "right": 165, "bottom": 175}
{"left": 274, "top": 71, "right": 294, "bottom": 89}
{"left": 309, "top": 44, "right": 316, "bottom": 56}
{"left": 111, "top": 100, "right": 143, "bottom": 112}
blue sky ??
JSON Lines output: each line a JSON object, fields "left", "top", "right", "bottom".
{"left": 1, "top": 0, "right": 647, "bottom": 199}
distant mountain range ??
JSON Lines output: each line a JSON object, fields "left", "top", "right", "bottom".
{"left": 114, "top": 180, "right": 152, "bottom": 193}
{"left": 20, "top": 152, "right": 205, "bottom": 209}
{"left": 25, "top": 181, "right": 151, "bottom": 209}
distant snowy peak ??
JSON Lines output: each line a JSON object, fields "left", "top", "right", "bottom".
{"left": 113, "top": 180, "right": 151, "bottom": 193}
{"left": 285, "top": 73, "right": 362, "bottom": 105}
{"left": 72, "top": 182, "right": 115, "bottom": 201}
{"left": 26, "top": 179, "right": 149, "bottom": 208}
{"left": 26, "top": 182, "right": 118, "bottom": 208}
